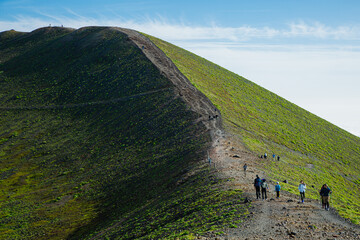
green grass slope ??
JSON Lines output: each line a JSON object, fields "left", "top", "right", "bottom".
{"left": 0, "top": 27, "right": 248, "bottom": 239}
{"left": 146, "top": 34, "right": 360, "bottom": 224}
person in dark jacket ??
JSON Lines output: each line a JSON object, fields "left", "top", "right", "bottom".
{"left": 254, "top": 175, "right": 262, "bottom": 199}
{"left": 320, "top": 184, "right": 332, "bottom": 211}
{"left": 243, "top": 163, "right": 248, "bottom": 172}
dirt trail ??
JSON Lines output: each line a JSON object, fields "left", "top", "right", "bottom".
{"left": 208, "top": 135, "right": 360, "bottom": 239}
{"left": 0, "top": 88, "right": 170, "bottom": 110}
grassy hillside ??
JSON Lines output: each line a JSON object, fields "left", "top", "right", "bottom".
{"left": 0, "top": 27, "right": 248, "bottom": 239}
{"left": 145, "top": 34, "right": 360, "bottom": 224}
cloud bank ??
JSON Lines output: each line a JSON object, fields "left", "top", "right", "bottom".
{"left": 2, "top": 14, "right": 360, "bottom": 43}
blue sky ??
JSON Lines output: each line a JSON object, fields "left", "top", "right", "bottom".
{"left": 1, "top": 0, "right": 360, "bottom": 136}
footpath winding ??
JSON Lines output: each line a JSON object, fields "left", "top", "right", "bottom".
{"left": 208, "top": 134, "right": 360, "bottom": 240}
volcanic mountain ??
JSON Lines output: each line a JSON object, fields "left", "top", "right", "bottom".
{"left": 0, "top": 26, "right": 359, "bottom": 239}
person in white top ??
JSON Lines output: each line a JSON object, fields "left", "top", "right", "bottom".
{"left": 298, "top": 180, "right": 306, "bottom": 203}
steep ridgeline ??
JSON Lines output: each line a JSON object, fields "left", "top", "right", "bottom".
{"left": 145, "top": 35, "right": 360, "bottom": 225}
{"left": 116, "top": 28, "right": 222, "bottom": 140}
{"left": 0, "top": 27, "right": 248, "bottom": 239}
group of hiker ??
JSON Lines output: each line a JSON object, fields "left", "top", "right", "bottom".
{"left": 253, "top": 175, "right": 273, "bottom": 200}
{"left": 252, "top": 174, "right": 332, "bottom": 210}
{"left": 260, "top": 152, "right": 280, "bottom": 161}
{"left": 243, "top": 153, "right": 332, "bottom": 210}
{"left": 297, "top": 180, "right": 332, "bottom": 210}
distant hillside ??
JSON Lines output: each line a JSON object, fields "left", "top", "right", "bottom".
{"left": 0, "top": 27, "right": 247, "bottom": 239}
{"left": 145, "top": 34, "right": 360, "bottom": 224}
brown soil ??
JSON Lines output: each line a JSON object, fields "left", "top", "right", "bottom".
{"left": 116, "top": 28, "right": 360, "bottom": 240}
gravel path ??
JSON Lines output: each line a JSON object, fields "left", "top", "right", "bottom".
{"left": 209, "top": 135, "right": 360, "bottom": 239}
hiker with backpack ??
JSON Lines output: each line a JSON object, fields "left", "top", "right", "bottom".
{"left": 261, "top": 179, "right": 269, "bottom": 200}
{"left": 275, "top": 182, "right": 281, "bottom": 199}
{"left": 320, "top": 184, "right": 332, "bottom": 211}
{"left": 254, "top": 175, "right": 262, "bottom": 199}
{"left": 298, "top": 180, "right": 306, "bottom": 203}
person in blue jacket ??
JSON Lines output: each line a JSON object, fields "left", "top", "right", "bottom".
{"left": 275, "top": 182, "right": 281, "bottom": 199}
{"left": 298, "top": 180, "right": 306, "bottom": 203}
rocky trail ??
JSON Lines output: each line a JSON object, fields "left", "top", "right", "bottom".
{"left": 207, "top": 134, "right": 360, "bottom": 239}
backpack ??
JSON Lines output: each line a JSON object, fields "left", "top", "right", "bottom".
{"left": 254, "top": 178, "right": 261, "bottom": 187}
{"left": 261, "top": 181, "right": 267, "bottom": 188}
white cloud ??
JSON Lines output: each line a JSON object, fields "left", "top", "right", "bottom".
{"left": 2, "top": 16, "right": 360, "bottom": 42}
{"left": 286, "top": 21, "right": 360, "bottom": 40}
{"left": 125, "top": 20, "right": 360, "bottom": 42}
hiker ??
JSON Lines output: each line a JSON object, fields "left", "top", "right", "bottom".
{"left": 320, "top": 184, "right": 332, "bottom": 211}
{"left": 275, "top": 182, "right": 281, "bottom": 199}
{"left": 243, "top": 163, "right": 248, "bottom": 176}
{"left": 277, "top": 156, "right": 280, "bottom": 161}
{"left": 264, "top": 153, "right": 267, "bottom": 159}
{"left": 254, "top": 175, "right": 262, "bottom": 199}
{"left": 261, "top": 179, "right": 268, "bottom": 200}
{"left": 298, "top": 180, "right": 306, "bottom": 203}
{"left": 272, "top": 153, "right": 275, "bottom": 160}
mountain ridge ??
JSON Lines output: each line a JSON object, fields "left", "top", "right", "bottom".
{"left": 0, "top": 26, "right": 359, "bottom": 239}
{"left": 113, "top": 27, "right": 222, "bottom": 140}
{"left": 0, "top": 26, "right": 247, "bottom": 239}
